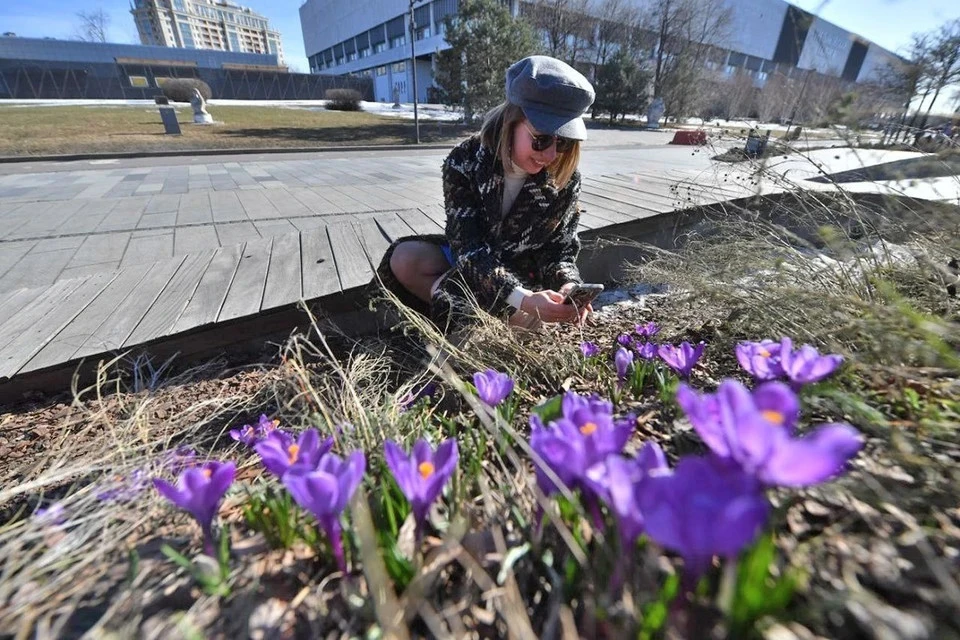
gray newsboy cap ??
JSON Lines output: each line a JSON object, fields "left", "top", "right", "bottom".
{"left": 506, "top": 55, "right": 595, "bottom": 140}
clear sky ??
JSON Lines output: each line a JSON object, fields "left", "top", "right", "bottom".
{"left": 1, "top": 0, "right": 958, "bottom": 110}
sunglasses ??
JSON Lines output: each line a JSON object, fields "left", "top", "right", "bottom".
{"left": 522, "top": 122, "right": 575, "bottom": 153}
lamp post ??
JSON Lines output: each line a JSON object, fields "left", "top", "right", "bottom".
{"left": 409, "top": 0, "right": 421, "bottom": 144}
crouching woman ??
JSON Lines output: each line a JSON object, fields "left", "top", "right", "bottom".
{"left": 375, "top": 55, "right": 596, "bottom": 329}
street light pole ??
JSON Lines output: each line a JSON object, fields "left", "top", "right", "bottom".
{"left": 409, "top": 0, "right": 420, "bottom": 144}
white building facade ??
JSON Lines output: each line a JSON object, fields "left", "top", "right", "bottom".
{"left": 132, "top": 0, "right": 284, "bottom": 64}
{"left": 300, "top": 0, "right": 900, "bottom": 104}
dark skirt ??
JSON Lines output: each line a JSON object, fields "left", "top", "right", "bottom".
{"left": 371, "top": 233, "right": 516, "bottom": 330}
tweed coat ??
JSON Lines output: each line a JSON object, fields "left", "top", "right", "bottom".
{"left": 374, "top": 134, "right": 583, "bottom": 324}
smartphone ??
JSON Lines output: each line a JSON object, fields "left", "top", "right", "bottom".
{"left": 563, "top": 283, "right": 604, "bottom": 306}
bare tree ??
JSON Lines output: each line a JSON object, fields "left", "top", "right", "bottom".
{"left": 589, "top": 0, "right": 641, "bottom": 67}
{"left": 76, "top": 8, "right": 110, "bottom": 43}
{"left": 523, "top": 0, "right": 592, "bottom": 65}
{"left": 643, "top": 0, "right": 733, "bottom": 121}
{"left": 920, "top": 18, "right": 960, "bottom": 124}
{"left": 756, "top": 72, "right": 793, "bottom": 123}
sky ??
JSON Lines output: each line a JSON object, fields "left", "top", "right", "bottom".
{"left": 1, "top": 0, "right": 958, "bottom": 110}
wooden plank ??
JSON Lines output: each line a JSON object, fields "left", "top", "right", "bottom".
{"left": 397, "top": 208, "right": 443, "bottom": 235}
{"left": 588, "top": 176, "right": 683, "bottom": 207}
{"left": 0, "top": 278, "right": 89, "bottom": 356}
{"left": 262, "top": 231, "right": 302, "bottom": 310}
{"left": 0, "top": 271, "right": 118, "bottom": 378}
{"left": 579, "top": 190, "right": 668, "bottom": 219}
{"left": 417, "top": 204, "right": 447, "bottom": 230}
{"left": 73, "top": 256, "right": 185, "bottom": 359}
{"left": 327, "top": 222, "right": 372, "bottom": 290}
{"left": 355, "top": 218, "right": 391, "bottom": 270}
{"left": 218, "top": 236, "right": 272, "bottom": 322}
{"left": 375, "top": 212, "right": 417, "bottom": 242}
{"left": 123, "top": 250, "right": 217, "bottom": 346}
{"left": 24, "top": 262, "right": 155, "bottom": 372}
{"left": 301, "top": 226, "right": 341, "bottom": 299}
{"left": 0, "top": 287, "right": 45, "bottom": 330}
{"left": 172, "top": 244, "right": 243, "bottom": 332}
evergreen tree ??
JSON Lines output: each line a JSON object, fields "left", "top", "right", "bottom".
{"left": 593, "top": 49, "right": 650, "bottom": 123}
{"left": 435, "top": 0, "right": 540, "bottom": 122}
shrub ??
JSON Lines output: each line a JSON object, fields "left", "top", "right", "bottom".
{"left": 325, "top": 88, "right": 363, "bottom": 111}
{"left": 161, "top": 78, "right": 213, "bottom": 103}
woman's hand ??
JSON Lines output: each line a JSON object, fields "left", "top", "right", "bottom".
{"left": 558, "top": 282, "right": 593, "bottom": 325}
{"left": 520, "top": 289, "right": 582, "bottom": 324}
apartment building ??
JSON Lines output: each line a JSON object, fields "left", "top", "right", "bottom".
{"left": 131, "top": 0, "right": 284, "bottom": 64}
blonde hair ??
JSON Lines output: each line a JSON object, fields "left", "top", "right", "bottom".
{"left": 479, "top": 101, "right": 581, "bottom": 190}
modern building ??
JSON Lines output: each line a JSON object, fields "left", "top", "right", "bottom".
{"left": 300, "top": 0, "right": 902, "bottom": 104}
{"left": 131, "top": 0, "right": 284, "bottom": 64}
{"left": 0, "top": 36, "right": 370, "bottom": 100}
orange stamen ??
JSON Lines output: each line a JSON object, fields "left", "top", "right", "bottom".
{"left": 580, "top": 422, "right": 598, "bottom": 435}
{"left": 287, "top": 444, "right": 300, "bottom": 464}
{"left": 418, "top": 461, "right": 435, "bottom": 478}
{"left": 762, "top": 410, "right": 785, "bottom": 425}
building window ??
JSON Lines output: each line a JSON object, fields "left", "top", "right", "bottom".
{"left": 392, "top": 61, "right": 406, "bottom": 73}
{"left": 128, "top": 75, "right": 149, "bottom": 88}
{"left": 154, "top": 76, "right": 170, "bottom": 88}
{"left": 416, "top": 26, "right": 430, "bottom": 40}
{"left": 359, "top": 47, "right": 370, "bottom": 58}
{"left": 376, "top": 66, "right": 387, "bottom": 76}
{"left": 336, "top": 56, "right": 344, "bottom": 65}
{"left": 228, "top": 31, "right": 240, "bottom": 51}
{"left": 389, "top": 35, "right": 406, "bottom": 48}
{"left": 173, "top": 0, "right": 185, "bottom": 10}
{"left": 179, "top": 28, "right": 195, "bottom": 47}
{"left": 374, "top": 42, "right": 386, "bottom": 53}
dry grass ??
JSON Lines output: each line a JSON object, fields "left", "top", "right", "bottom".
{"left": 0, "top": 105, "right": 469, "bottom": 156}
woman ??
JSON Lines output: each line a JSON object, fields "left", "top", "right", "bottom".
{"left": 377, "top": 55, "right": 595, "bottom": 329}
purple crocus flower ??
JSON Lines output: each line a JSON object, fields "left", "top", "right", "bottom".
{"left": 530, "top": 392, "right": 633, "bottom": 497}
{"left": 229, "top": 423, "right": 259, "bottom": 446}
{"left": 636, "top": 341, "right": 658, "bottom": 360}
{"left": 230, "top": 414, "right": 280, "bottom": 445}
{"left": 473, "top": 369, "right": 514, "bottom": 407}
{"left": 580, "top": 341, "right": 600, "bottom": 358}
{"left": 282, "top": 451, "right": 365, "bottom": 573}
{"left": 384, "top": 438, "right": 458, "bottom": 531}
{"left": 676, "top": 380, "right": 863, "bottom": 487}
{"left": 615, "top": 347, "right": 634, "bottom": 382}
{"left": 153, "top": 461, "right": 236, "bottom": 556}
{"left": 96, "top": 468, "right": 149, "bottom": 502}
{"left": 254, "top": 428, "right": 335, "bottom": 477}
{"left": 778, "top": 338, "right": 844, "bottom": 387}
{"left": 161, "top": 446, "right": 198, "bottom": 474}
{"left": 735, "top": 339, "right": 785, "bottom": 381}
{"left": 617, "top": 333, "right": 633, "bottom": 347}
{"left": 399, "top": 382, "right": 438, "bottom": 412}
{"left": 635, "top": 322, "right": 660, "bottom": 338}
{"left": 35, "top": 503, "right": 67, "bottom": 527}
{"left": 585, "top": 442, "right": 669, "bottom": 549}
{"left": 657, "top": 341, "right": 705, "bottom": 378}
{"left": 639, "top": 455, "right": 769, "bottom": 581}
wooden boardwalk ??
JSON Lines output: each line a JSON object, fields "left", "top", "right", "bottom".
{"left": 0, "top": 169, "right": 769, "bottom": 390}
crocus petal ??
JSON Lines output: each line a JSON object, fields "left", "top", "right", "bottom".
{"left": 761, "top": 423, "right": 863, "bottom": 486}
{"left": 751, "top": 382, "right": 800, "bottom": 431}
{"left": 676, "top": 384, "right": 729, "bottom": 457}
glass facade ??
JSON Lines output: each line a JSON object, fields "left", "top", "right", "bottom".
{"left": 0, "top": 37, "right": 371, "bottom": 100}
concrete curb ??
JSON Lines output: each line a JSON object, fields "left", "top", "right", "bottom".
{"left": 0, "top": 142, "right": 456, "bottom": 164}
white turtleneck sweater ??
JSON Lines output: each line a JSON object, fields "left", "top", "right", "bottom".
{"left": 502, "top": 160, "right": 534, "bottom": 311}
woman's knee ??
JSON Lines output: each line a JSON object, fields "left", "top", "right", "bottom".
{"left": 390, "top": 242, "right": 418, "bottom": 284}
